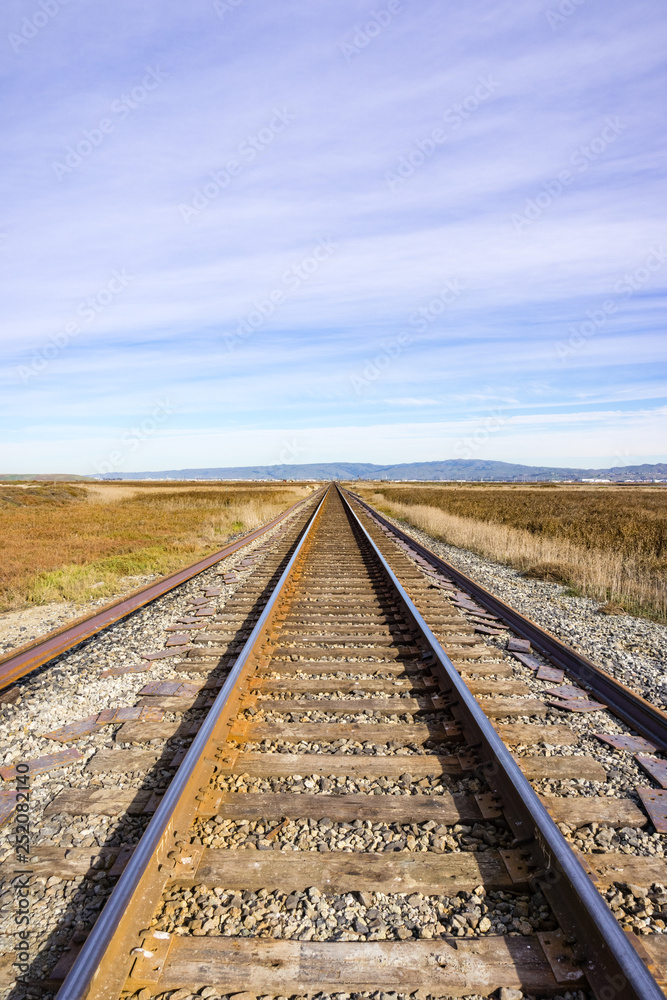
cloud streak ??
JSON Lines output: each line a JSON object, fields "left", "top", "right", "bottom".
{"left": 0, "top": 0, "right": 665, "bottom": 471}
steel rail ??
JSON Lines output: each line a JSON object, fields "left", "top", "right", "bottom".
{"left": 56, "top": 486, "right": 331, "bottom": 1000}
{"left": 339, "top": 485, "right": 665, "bottom": 1000}
{"left": 346, "top": 489, "right": 667, "bottom": 753}
{"left": 0, "top": 488, "right": 324, "bottom": 693}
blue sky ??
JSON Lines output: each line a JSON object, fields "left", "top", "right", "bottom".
{"left": 1, "top": 0, "right": 666, "bottom": 474}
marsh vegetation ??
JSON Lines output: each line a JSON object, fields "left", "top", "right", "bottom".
{"left": 357, "top": 483, "right": 667, "bottom": 622}
{"left": 0, "top": 481, "right": 308, "bottom": 610}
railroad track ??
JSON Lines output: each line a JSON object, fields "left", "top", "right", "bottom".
{"left": 3, "top": 484, "right": 667, "bottom": 999}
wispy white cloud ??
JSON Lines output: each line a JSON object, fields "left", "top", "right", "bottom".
{"left": 380, "top": 397, "right": 441, "bottom": 406}
{"left": 0, "top": 0, "right": 665, "bottom": 470}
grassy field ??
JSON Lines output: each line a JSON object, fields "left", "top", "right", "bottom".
{"left": 356, "top": 482, "right": 667, "bottom": 621}
{"left": 0, "top": 481, "right": 310, "bottom": 611}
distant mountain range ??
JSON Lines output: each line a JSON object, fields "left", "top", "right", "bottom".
{"left": 2, "top": 460, "right": 666, "bottom": 483}
{"left": 0, "top": 473, "right": 90, "bottom": 482}
{"left": 77, "top": 459, "right": 667, "bottom": 482}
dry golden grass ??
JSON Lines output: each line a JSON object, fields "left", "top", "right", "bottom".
{"left": 0, "top": 482, "right": 309, "bottom": 611}
{"left": 359, "top": 484, "right": 667, "bottom": 622}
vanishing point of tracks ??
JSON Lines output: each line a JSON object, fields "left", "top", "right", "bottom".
{"left": 4, "top": 484, "right": 667, "bottom": 999}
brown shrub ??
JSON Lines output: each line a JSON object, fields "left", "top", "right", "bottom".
{"left": 598, "top": 601, "right": 627, "bottom": 616}
{"left": 521, "top": 562, "right": 571, "bottom": 584}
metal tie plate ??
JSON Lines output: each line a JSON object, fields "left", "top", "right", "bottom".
{"left": 41, "top": 714, "right": 107, "bottom": 742}
{"left": 128, "top": 932, "right": 172, "bottom": 984}
{"left": 537, "top": 929, "right": 585, "bottom": 984}
{"left": 548, "top": 698, "right": 606, "bottom": 713}
{"left": 636, "top": 787, "right": 667, "bottom": 832}
{"left": 536, "top": 665, "right": 565, "bottom": 682}
{"left": 164, "top": 634, "right": 192, "bottom": 646}
{"left": 635, "top": 755, "right": 667, "bottom": 788}
{"left": 510, "top": 651, "right": 544, "bottom": 670}
{"left": 596, "top": 733, "right": 660, "bottom": 753}
{"left": 507, "top": 638, "right": 531, "bottom": 653}
{"left": 545, "top": 685, "right": 589, "bottom": 699}
{"left": 0, "top": 747, "right": 83, "bottom": 781}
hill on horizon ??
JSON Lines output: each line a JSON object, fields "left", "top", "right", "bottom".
{"left": 79, "top": 459, "right": 667, "bottom": 482}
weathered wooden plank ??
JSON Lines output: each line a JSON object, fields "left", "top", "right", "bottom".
{"left": 191, "top": 636, "right": 244, "bottom": 647}
{"left": 252, "top": 678, "right": 432, "bottom": 693}
{"left": 448, "top": 650, "right": 498, "bottom": 662}
{"left": 0, "top": 789, "right": 18, "bottom": 828}
{"left": 151, "top": 937, "right": 564, "bottom": 995}
{"left": 457, "top": 663, "right": 514, "bottom": 677}
{"left": 270, "top": 646, "right": 416, "bottom": 660}
{"left": 474, "top": 697, "right": 547, "bottom": 717}
{"left": 228, "top": 720, "right": 576, "bottom": 747}
{"left": 288, "top": 598, "right": 399, "bottom": 608}
{"left": 443, "top": 645, "right": 498, "bottom": 659}
{"left": 295, "top": 582, "right": 386, "bottom": 588}
{"left": 115, "top": 721, "right": 198, "bottom": 743}
{"left": 255, "top": 695, "right": 546, "bottom": 717}
{"left": 493, "top": 723, "right": 576, "bottom": 745}
{"left": 44, "top": 789, "right": 151, "bottom": 817}
{"left": 583, "top": 851, "right": 667, "bottom": 887}
{"left": 275, "top": 633, "right": 414, "bottom": 644}
{"left": 179, "top": 849, "right": 516, "bottom": 892}
{"left": 260, "top": 660, "right": 513, "bottom": 677}
{"left": 466, "top": 679, "right": 529, "bottom": 696}
{"left": 86, "top": 748, "right": 172, "bottom": 774}
{"left": 517, "top": 755, "right": 606, "bottom": 782}
{"left": 254, "top": 674, "right": 526, "bottom": 696}
{"left": 199, "top": 791, "right": 481, "bottom": 823}
{"left": 199, "top": 789, "right": 638, "bottom": 828}
{"left": 187, "top": 646, "right": 235, "bottom": 659}
{"left": 541, "top": 794, "right": 647, "bottom": 829}
{"left": 420, "top": 614, "right": 469, "bottom": 624}
{"left": 219, "top": 749, "right": 603, "bottom": 782}
{"left": 255, "top": 697, "right": 434, "bottom": 714}
{"left": 228, "top": 721, "right": 459, "bottom": 744}
{"left": 258, "top": 662, "right": 421, "bottom": 676}
{"left": 0, "top": 846, "right": 129, "bottom": 879}
{"left": 217, "top": 751, "right": 462, "bottom": 778}
{"left": 192, "top": 630, "right": 243, "bottom": 641}
{"left": 282, "top": 610, "right": 401, "bottom": 617}
{"left": 174, "top": 660, "right": 232, "bottom": 674}
{"left": 279, "top": 621, "right": 417, "bottom": 630}
{"left": 281, "top": 625, "right": 410, "bottom": 635}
